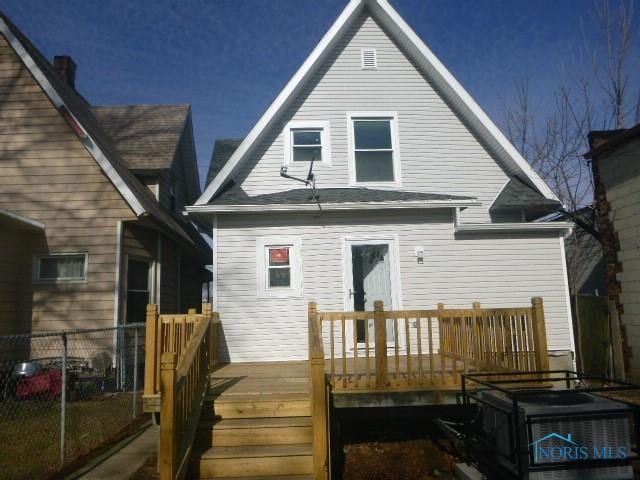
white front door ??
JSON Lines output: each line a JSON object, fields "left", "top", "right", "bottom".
{"left": 345, "top": 238, "right": 399, "bottom": 346}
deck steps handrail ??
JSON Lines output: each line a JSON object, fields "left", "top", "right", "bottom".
{"left": 143, "top": 304, "right": 220, "bottom": 405}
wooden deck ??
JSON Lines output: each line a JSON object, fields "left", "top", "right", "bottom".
{"left": 144, "top": 298, "right": 552, "bottom": 480}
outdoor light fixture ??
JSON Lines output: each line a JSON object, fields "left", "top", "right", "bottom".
{"left": 414, "top": 247, "right": 424, "bottom": 264}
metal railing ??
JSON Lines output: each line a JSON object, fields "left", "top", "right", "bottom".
{"left": 0, "top": 323, "right": 147, "bottom": 480}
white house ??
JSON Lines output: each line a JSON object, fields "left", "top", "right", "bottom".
{"left": 188, "top": 0, "right": 574, "bottom": 364}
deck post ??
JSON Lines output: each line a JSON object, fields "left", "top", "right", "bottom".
{"left": 203, "top": 303, "right": 215, "bottom": 368}
{"left": 374, "top": 301, "right": 389, "bottom": 388}
{"left": 160, "top": 352, "right": 177, "bottom": 480}
{"left": 437, "top": 303, "right": 446, "bottom": 384}
{"left": 144, "top": 304, "right": 159, "bottom": 397}
{"left": 308, "top": 302, "right": 329, "bottom": 480}
{"left": 531, "top": 297, "right": 550, "bottom": 373}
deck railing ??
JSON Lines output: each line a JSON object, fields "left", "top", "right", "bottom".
{"left": 143, "top": 304, "right": 220, "bottom": 411}
{"left": 308, "top": 297, "right": 550, "bottom": 480}
{"left": 142, "top": 303, "right": 221, "bottom": 480}
{"left": 309, "top": 297, "right": 550, "bottom": 391}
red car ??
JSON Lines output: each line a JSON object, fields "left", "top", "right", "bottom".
{"left": 16, "top": 369, "right": 63, "bottom": 399}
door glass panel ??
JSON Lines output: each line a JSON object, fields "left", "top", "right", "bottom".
{"left": 126, "top": 259, "right": 150, "bottom": 324}
{"left": 351, "top": 244, "right": 393, "bottom": 343}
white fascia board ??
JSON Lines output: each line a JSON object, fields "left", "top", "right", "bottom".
{"left": 195, "top": 0, "right": 365, "bottom": 205}
{"left": 187, "top": 199, "right": 480, "bottom": 214}
{"left": 0, "top": 208, "right": 45, "bottom": 231}
{"left": 455, "top": 222, "right": 574, "bottom": 233}
{"left": 369, "top": 0, "right": 558, "bottom": 201}
{"left": 0, "top": 18, "right": 146, "bottom": 216}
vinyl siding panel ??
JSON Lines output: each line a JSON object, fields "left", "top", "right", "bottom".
{"left": 234, "top": 12, "right": 509, "bottom": 222}
{"left": 0, "top": 34, "right": 136, "bottom": 333}
{"left": 598, "top": 137, "right": 640, "bottom": 377}
{"left": 216, "top": 211, "right": 571, "bottom": 362}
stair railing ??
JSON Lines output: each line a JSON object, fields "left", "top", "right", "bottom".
{"left": 159, "top": 307, "right": 220, "bottom": 480}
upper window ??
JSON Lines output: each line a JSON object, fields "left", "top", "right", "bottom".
{"left": 34, "top": 253, "right": 87, "bottom": 283}
{"left": 256, "top": 236, "right": 302, "bottom": 298}
{"left": 284, "top": 121, "right": 331, "bottom": 165}
{"left": 348, "top": 113, "right": 401, "bottom": 185}
{"left": 292, "top": 130, "right": 322, "bottom": 162}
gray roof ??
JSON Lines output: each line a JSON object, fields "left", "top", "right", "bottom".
{"left": 212, "top": 185, "right": 475, "bottom": 205}
{"left": 491, "top": 176, "right": 560, "bottom": 210}
{"left": 91, "top": 105, "right": 189, "bottom": 171}
{"left": 206, "top": 139, "right": 243, "bottom": 186}
{"left": 1, "top": 13, "right": 209, "bottom": 257}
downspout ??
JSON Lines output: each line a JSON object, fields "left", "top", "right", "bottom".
{"left": 113, "top": 221, "right": 124, "bottom": 327}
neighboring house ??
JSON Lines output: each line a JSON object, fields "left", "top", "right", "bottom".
{"left": 0, "top": 13, "right": 211, "bottom": 336}
{"left": 188, "top": 0, "right": 574, "bottom": 363}
{"left": 558, "top": 207, "right": 606, "bottom": 296}
{"left": 585, "top": 124, "right": 640, "bottom": 379}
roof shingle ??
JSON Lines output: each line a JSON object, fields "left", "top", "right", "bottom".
{"left": 91, "top": 105, "right": 189, "bottom": 171}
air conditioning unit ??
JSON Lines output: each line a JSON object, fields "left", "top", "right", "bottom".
{"left": 481, "top": 390, "right": 634, "bottom": 480}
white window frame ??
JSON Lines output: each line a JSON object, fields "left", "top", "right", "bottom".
{"left": 256, "top": 236, "right": 302, "bottom": 298}
{"left": 347, "top": 112, "right": 401, "bottom": 187}
{"left": 283, "top": 121, "right": 332, "bottom": 166}
{"left": 33, "top": 253, "right": 88, "bottom": 284}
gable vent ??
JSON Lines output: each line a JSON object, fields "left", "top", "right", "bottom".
{"left": 361, "top": 49, "right": 377, "bottom": 69}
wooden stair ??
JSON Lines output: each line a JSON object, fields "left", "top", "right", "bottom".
{"left": 188, "top": 366, "right": 313, "bottom": 480}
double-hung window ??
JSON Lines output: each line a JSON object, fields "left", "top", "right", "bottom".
{"left": 284, "top": 121, "right": 331, "bottom": 165}
{"left": 348, "top": 113, "right": 400, "bottom": 185}
{"left": 257, "top": 236, "right": 302, "bottom": 298}
{"left": 34, "top": 253, "right": 87, "bottom": 283}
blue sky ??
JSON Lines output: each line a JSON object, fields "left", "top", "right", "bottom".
{"left": 1, "top": 1, "right": 634, "bottom": 186}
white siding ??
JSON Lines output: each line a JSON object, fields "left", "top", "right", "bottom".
{"left": 216, "top": 211, "right": 572, "bottom": 362}
{"left": 599, "top": 138, "right": 640, "bottom": 377}
{"left": 232, "top": 12, "right": 510, "bottom": 223}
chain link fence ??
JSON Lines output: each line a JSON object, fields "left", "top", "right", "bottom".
{"left": 0, "top": 324, "right": 147, "bottom": 480}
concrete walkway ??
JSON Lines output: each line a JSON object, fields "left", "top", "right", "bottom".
{"left": 66, "top": 423, "right": 157, "bottom": 480}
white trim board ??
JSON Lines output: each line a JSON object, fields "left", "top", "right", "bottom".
{"left": 0, "top": 17, "right": 146, "bottom": 216}
{"left": 0, "top": 208, "right": 45, "bottom": 231}
{"left": 195, "top": 0, "right": 557, "bottom": 205}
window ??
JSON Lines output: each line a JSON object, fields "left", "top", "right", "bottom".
{"left": 292, "top": 130, "right": 322, "bottom": 162}
{"left": 348, "top": 113, "right": 401, "bottom": 185}
{"left": 267, "top": 247, "right": 291, "bottom": 288}
{"left": 34, "top": 253, "right": 87, "bottom": 282}
{"left": 126, "top": 258, "right": 151, "bottom": 324}
{"left": 256, "top": 236, "right": 302, "bottom": 298}
{"left": 361, "top": 49, "right": 377, "bottom": 69}
{"left": 283, "top": 121, "right": 331, "bottom": 165}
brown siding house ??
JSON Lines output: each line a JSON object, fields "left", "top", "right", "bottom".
{"left": 0, "top": 13, "right": 211, "bottom": 336}
{"left": 586, "top": 124, "right": 640, "bottom": 380}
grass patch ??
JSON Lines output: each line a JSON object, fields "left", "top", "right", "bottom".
{"left": 0, "top": 393, "right": 144, "bottom": 480}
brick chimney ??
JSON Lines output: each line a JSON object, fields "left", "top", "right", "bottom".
{"left": 53, "top": 55, "right": 76, "bottom": 89}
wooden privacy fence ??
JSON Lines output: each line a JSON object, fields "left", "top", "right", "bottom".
{"left": 308, "top": 297, "right": 549, "bottom": 392}
{"left": 143, "top": 303, "right": 220, "bottom": 412}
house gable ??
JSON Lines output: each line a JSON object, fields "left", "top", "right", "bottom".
{"left": 197, "top": 0, "right": 557, "bottom": 217}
